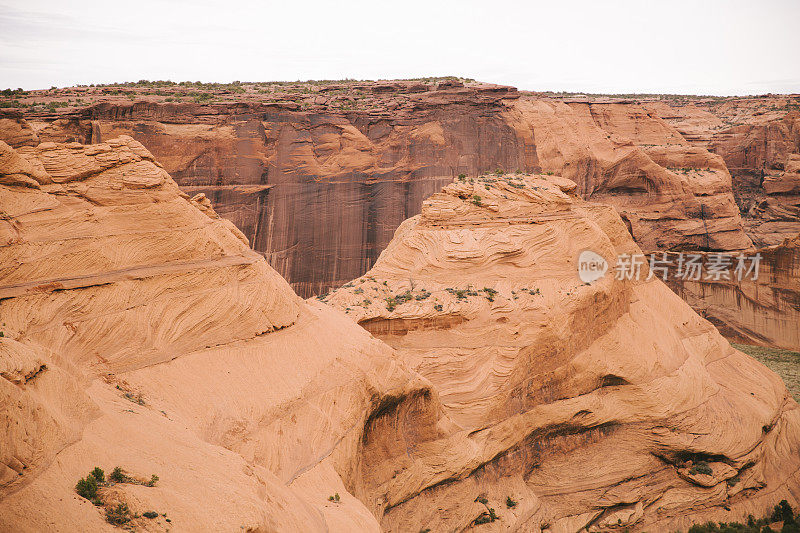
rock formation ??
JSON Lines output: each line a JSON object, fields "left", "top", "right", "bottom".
{"left": 665, "top": 234, "right": 800, "bottom": 351}
{"left": 324, "top": 173, "right": 800, "bottom": 531}
{"left": 3, "top": 81, "right": 759, "bottom": 296}
{"left": 0, "top": 136, "right": 442, "bottom": 531}
{"left": 1, "top": 137, "right": 798, "bottom": 531}
{"left": 652, "top": 99, "right": 800, "bottom": 247}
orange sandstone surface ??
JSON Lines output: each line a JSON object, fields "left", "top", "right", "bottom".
{"left": 324, "top": 172, "right": 800, "bottom": 531}
{"left": 8, "top": 81, "right": 794, "bottom": 297}
{"left": 0, "top": 108, "right": 798, "bottom": 532}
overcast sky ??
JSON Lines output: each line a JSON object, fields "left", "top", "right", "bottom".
{"left": 2, "top": 0, "right": 799, "bottom": 95}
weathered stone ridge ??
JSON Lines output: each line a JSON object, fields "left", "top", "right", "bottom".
{"left": 1, "top": 138, "right": 798, "bottom": 531}
{"left": 0, "top": 137, "right": 441, "bottom": 531}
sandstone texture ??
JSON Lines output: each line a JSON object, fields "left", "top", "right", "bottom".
{"left": 0, "top": 137, "right": 441, "bottom": 532}
{"left": 324, "top": 173, "right": 800, "bottom": 531}
{"left": 4, "top": 81, "right": 773, "bottom": 297}
{"left": 650, "top": 98, "right": 800, "bottom": 247}
{"left": 0, "top": 137, "right": 798, "bottom": 531}
{"left": 665, "top": 234, "right": 800, "bottom": 352}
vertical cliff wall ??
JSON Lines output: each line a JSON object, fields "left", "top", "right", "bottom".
{"left": 5, "top": 83, "right": 758, "bottom": 296}
{"left": 653, "top": 99, "right": 800, "bottom": 247}
{"left": 665, "top": 234, "right": 800, "bottom": 351}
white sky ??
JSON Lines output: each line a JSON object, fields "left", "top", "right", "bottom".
{"left": 1, "top": 0, "right": 799, "bottom": 95}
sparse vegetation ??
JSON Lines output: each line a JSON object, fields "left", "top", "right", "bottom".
{"left": 109, "top": 466, "right": 126, "bottom": 483}
{"left": 472, "top": 194, "right": 483, "bottom": 206}
{"left": 506, "top": 496, "right": 517, "bottom": 508}
{"left": 75, "top": 475, "right": 99, "bottom": 500}
{"left": 328, "top": 493, "right": 341, "bottom": 502}
{"left": 121, "top": 389, "right": 146, "bottom": 405}
{"left": 473, "top": 496, "right": 500, "bottom": 525}
{"left": 105, "top": 503, "right": 131, "bottom": 525}
{"left": 683, "top": 499, "right": 798, "bottom": 532}
{"left": 143, "top": 511, "right": 159, "bottom": 519}
{"left": 90, "top": 467, "right": 105, "bottom": 484}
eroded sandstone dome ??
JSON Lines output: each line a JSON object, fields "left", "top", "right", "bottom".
{"left": 325, "top": 172, "right": 800, "bottom": 531}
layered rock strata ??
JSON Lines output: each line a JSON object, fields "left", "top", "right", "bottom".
{"left": 0, "top": 137, "right": 441, "bottom": 531}
{"left": 325, "top": 173, "right": 800, "bottom": 531}
{"left": 3, "top": 83, "right": 759, "bottom": 296}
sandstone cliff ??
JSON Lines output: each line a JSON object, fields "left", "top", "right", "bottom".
{"left": 651, "top": 98, "right": 800, "bottom": 247}
{"left": 0, "top": 137, "right": 442, "bottom": 531}
{"left": 1, "top": 137, "right": 798, "bottom": 531}
{"left": 3, "top": 82, "right": 758, "bottom": 297}
{"left": 324, "top": 173, "right": 800, "bottom": 532}
{"left": 665, "top": 234, "right": 800, "bottom": 352}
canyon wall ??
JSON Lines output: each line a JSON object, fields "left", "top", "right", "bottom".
{"left": 665, "top": 234, "right": 800, "bottom": 351}
{"left": 651, "top": 99, "right": 800, "bottom": 247}
{"left": 4, "top": 82, "right": 767, "bottom": 297}
{"left": 2, "top": 139, "right": 798, "bottom": 531}
{"left": 0, "top": 136, "right": 443, "bottom": 531}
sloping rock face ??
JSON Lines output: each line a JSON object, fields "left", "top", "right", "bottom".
{"left": 7, "top": 83, "right": 753, "bottom": 296}
{"left": 325, "top": 173, "right": 800, "bottom": 532}
{"left": 665, "top": 234, "right": 800, "bottom": 351}
{"left": 0, "top": 137, "right": 444, "bottom": 531}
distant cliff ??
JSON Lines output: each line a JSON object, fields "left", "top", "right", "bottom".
{"left": 5, "top": 81, "right": 787, "bottom": 297}
{"left": 665, "top": 234, "right": 800, "bottom": 351}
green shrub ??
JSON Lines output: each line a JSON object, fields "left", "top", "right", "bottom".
{"left": 109, "top": 466, "right": 126, "bottom": 483}
{"left": 506, "top": 496, "right": 517, "bottom": 508}
{"left": 75, "top": 476, "right": 98, "bottom": 500}
{"left": 105, "top": 503, "right": 131, "bottom": 525}
{"left": 143, "top": 511, "right": 159, "bottom": 519}
{"left": 474, "top": 508, "right": 499, "bottom": 525}
{"left": 472, "top": 194, "right": 482, "bottom": 206}
{"left": 482, "top": 288, "right": 498, "bottom": 302}
{"left": 475, "top": 513, "right": 492, "bottom": 525}
{"left": 689, "top": 461, "right": 713, "bottom": 476}
{"left": 773, "top": 500, "right": 795, "bottom": 525}
{"left": 147, "top": 474, "right": 159, "bottom": 487}
{"left": 90, "top": 467, "right": 105, "bottom": 484}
